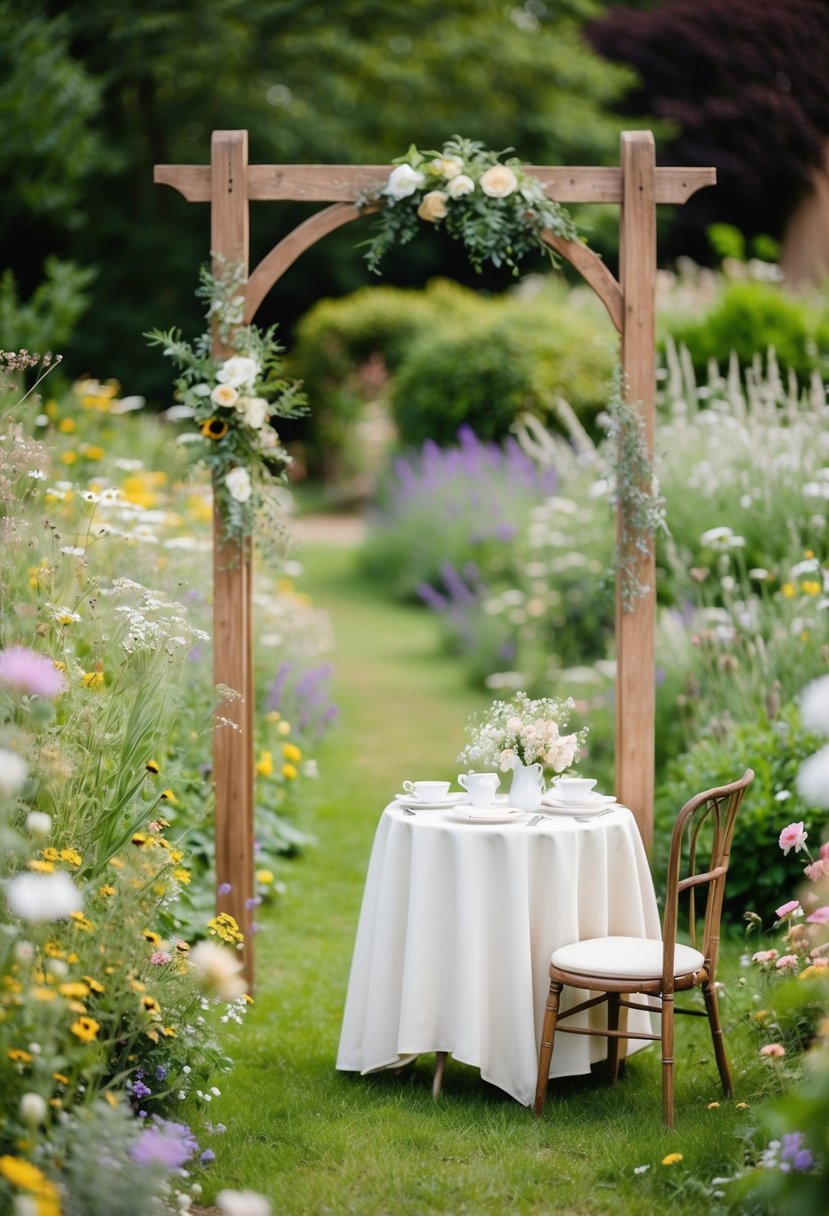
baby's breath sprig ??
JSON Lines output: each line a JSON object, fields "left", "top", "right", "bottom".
{"left": 146, "top": 259, "right": 307, "bottom": 547}
{"left": 602, "top": 370, "right": 669, "bottom": 611}
{"left": 356, "top": 135, "right": 580, "bottom": 277}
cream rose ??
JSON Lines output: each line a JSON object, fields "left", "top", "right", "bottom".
{"left": 217, "top": 355, "right": 260, "bottom": 390}
{"left": 417, "top": 190, "right": 449, "bottom": 223}
{"left": 211, "top": 383, "right": 239, "bottom": 408}
{"left": 225, "top": 466, "right": 252, "bottom": 503}
{"left": 384, "top": 163, "right": 425, "bottom": 200}
{"left": 239, "top": 396, "right": 268, "bottom": 430}
{"left": 545, "top": 733, "right": 578, "bottom": 773}
{"left": 431, "top": 155, "right": 464, "bottom": 179}
{"left": 448, "top": 174, "right": 475, "bottom": 199}
{"left": 480, "top": 165, "right": 519, "bottom": 198}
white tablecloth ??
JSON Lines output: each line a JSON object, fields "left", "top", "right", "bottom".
{"left": 336, "top": 802, "right": 660, "bottom": 1106}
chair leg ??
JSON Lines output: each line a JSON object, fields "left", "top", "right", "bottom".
{"left": 533, "top": 979, "right": 562, "bottom": 1116}
{"left": 607, "top": 993, "right": 624, "bottom": 1084}
{"left": 661, "top": 993, "right": 675, "bottom": 1128}
{"left": 702, "top": 979, "right": 733, "bottom": 1098}
{"left": 432, "top": 1050, "right": 448, "bottom": 1099}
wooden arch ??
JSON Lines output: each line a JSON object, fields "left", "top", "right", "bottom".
{"left": 155, "top": 130, "right": 715, "bottom": 983}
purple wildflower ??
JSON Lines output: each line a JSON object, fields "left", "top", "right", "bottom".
{"left": 155, "top": 1065, "right": 167, "bottom": 1081}
{"left": 200, "top": 1149, "right": 216, "bottom": 1165}
{"left": 131, "top": 1080, "right": 152, "bottom": 1101}
{"left": 0, "top": 646, "right": 66, "bottom": 697}
{"left": 217, "top": 882, "right": 232, "bottom": 896}
{"left": 780, "top": 1132, "right": 814, "bottom": 1173}
{"left": 131, "top": 1118, "right": 199, "bottom": 1170}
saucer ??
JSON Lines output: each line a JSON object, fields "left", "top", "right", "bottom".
{"left": 541, "top": 792, "right": 617, "bottom": 813}
{"left": 394, "top": 792, "right": 465, "bottom": 810}
{"left": 444, "top": 806, "right": 522, "bottom": 824}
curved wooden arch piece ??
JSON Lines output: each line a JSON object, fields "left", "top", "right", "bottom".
{"left": 247, "top": 206, "right": 622, "bottom": 331}
{"left": 246, "top": 203, "right": 372, "bottom": 323}
{"left": 541, "top": 231, "right": 623, "bottom": 334}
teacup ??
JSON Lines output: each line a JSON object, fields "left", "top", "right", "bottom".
{"left": 402, "top": 780, "right": 451, "bottom": 801}
{"left": 458, "top": 771, "right": 501, "bottom": 809}
{"left": 553, "top": 776, "right": 598, "bottom": 804}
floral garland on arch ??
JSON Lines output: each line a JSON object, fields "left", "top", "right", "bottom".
{"left": 146, "top": 261, "right": 306, "bottom": 546}
{"left": 356, "top": 136, "right": 580, "bottom": 276}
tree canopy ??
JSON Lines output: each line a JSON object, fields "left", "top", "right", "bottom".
{"left": 3, "top": 0, "right": 633, "bottom": 396}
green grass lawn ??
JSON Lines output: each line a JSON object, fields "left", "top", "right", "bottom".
{"left": 197, "top": 542, "right": 771, "bottom": 1214}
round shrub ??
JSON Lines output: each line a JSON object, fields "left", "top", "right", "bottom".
{"left": 391, "top": 293, "right": 615, "bottom": 448}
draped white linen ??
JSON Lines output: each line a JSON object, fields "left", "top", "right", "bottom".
{"left": 337, "top": 803, "right": 661, "bottom": 1106}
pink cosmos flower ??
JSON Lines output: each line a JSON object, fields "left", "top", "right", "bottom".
{"left": 775, "top": 900, "right": 802, "bottom": 919}
{"left": 804, "top": 859, "right": 829, "bottom": 882}
{"left": 0, "top": 646, "right": 66, "bottom": 698}
{"left": 778, "top": 821, "right": 808, "bottom": 856}
{"left": 760, "top": 1043, "right": 786, "bottom": 1058}
{"left": 775, "top": 954, "right": 799, "bottom": 971}
{"left": 806, "top": 906, "right": 829, "bottom": 925}
{"left": 752, "top": 949, "right": 779, "bottom": 964}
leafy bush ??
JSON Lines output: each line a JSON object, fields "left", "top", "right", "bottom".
{"left": 290, "top": 279, "right": 474, "bottom": 481}
{"left": 665, "top": 278, "right": 829, "bottom": 383}
{"left": 391, "top": 286, "right": 616, "bottom": 447}
{"left": 0, "top": 258, "right": 95, "bottom": 358}
{"left": 654, "top": 705, "right": 828, "bottom": 921}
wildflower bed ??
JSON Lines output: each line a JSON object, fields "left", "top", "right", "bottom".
{"left": 0, "top": 368, "right": 335, "bottom": 1214}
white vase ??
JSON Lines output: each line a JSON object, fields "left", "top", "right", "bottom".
{"left": 508, "top": 759, "right": 545, "bottom": 813}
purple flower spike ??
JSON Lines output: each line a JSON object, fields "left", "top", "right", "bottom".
{"left": 217, "top": 882, "right": 232, "bottom": 896}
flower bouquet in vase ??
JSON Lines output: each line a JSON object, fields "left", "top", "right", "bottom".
{"left": 457, "top": 691, "right": 588, "bottom": 812}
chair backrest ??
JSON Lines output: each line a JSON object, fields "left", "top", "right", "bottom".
{"left": 661, "top": 769, "right": 754, "bottom": 988}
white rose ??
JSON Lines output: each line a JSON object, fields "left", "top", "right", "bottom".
{"left": 384, "top": 163, "right": 425, "bottom": 200}
{"left": 217, "top": 355, "right": 260, "bottom": 390}
{"left": 480, "top": 164, "right": 519, "bottom": 198}
{"left": 4, "top": 871, "right": 83, "bottom": 922}
{"left": 431, "top": 155, "right": 464, "bottom": 179}
{"left": 211, "top": 383, "right": 239, "bottom": 408}
{"left": 546, "top": 733, "right": 578, "bottom": 773}
{"left": 239, "top": 396, "right": 268, "bottom": 430}
{"left": 225, "top": 466, "right": 252, "bottom": 503}
{"left": 448, "top": 174, "right": 475, "bottom": 199}
{"left": 417, "top": 190, "right": 448, "bottom": 223}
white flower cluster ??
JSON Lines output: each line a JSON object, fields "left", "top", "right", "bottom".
{"left": 101, "top": 578, "right": 210, "bottom": 655}
{"left": 458, "top": 690, "right": 586, "bottom": 772}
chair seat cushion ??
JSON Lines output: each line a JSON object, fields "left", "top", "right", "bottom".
{"left": 551, "top": 936, "right": 706, "bottom": 981}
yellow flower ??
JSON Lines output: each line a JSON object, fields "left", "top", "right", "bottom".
{"left": 27, "top": 859, "right": 55, "bottom": 873}
{"left": 8, "top": 1049, "right": 33, "bottom": 1064}
{"left": 141, "top": 995, "right": 162, "bottom": 1019}
{"left": 109, "top": 857, "right": 125, "bottom": 869}
{"left": 160, "top": 789, "right": 176, "bottom": 803}
{"left": 208, "top": 912, "right": 244, "bottom": 944}
{"left": 282, "top": 763, "right": 298, "bottom": 780}
{"left": 82, "top": 670, "right": 104, "bottom": 690}
{"left": 58, "top": 981, "right": 90, "bottom": 999}
{"left": 174, "top": 938, "right": 190, "bottom": 954}
{"left": 799, "top": 964, "right": 826, "bottom": 981}
{"left": 70, "top": 1016, "right": 100, "bottom": 1043}
{"left": 104, "top": 1091, "right": 118, "bottom": 1107}
{"left": 277, "top": 720, "right": 291, "bottom": 736}
{"left": 173, "top": 867, "right": 191, "bottom": 884}
{"left": 99, "top": 884, "right": 116, "bottom": 897}
{"left": 0, "top": 1156, "right": 59, "bottom": 1208}
{"left": 82, "top": 975, "right": 105, "bottom": 994}
{"left": 60, "top": 450, "right": 78, "bottom": 465}
{"left": 52, "top": 1073, "right": 69, "bottom": 1085}
{"left": 266, "top": 710, "right": 281, "bottom": 722}
{"left": 145, "top": 759, "right": 160, "bottom": 773}
{"left": 69, "top": 911, "right": 94, "bottom": 932}
{"left": 781, "top": 583, "right": 796, "bottom": 598}
{"left": 58, "top": 417, "right": 76, "bottom": 433}
{"left": 661, "top": 1153, "right": 683, "bottom": 1166}
{"left": 30, "top": 987, "right": 57, "bottom": 1002}
{"left": 41, "top": 848, "right": 60, "bottom": 863}
{"left": 161, "top": 1025, "right": 177, "bottom": 1038}
{"left": 282, "top": 742, "right": 302, "bottom": 763}
{"left": 201, "top": 416, "right": 229, "bottom": 439}
{"left": 43, "top": 942, "right": 64, "bottom": 959}
{"left": 801, "top": 580, "right": 821, "bottom": 596}
{"left": 59, "top": 847, "right": 82, "bottom": 866}
{"left": 80, "top": 444, "right": 105, "bottom": 461}
{"left": 256, "top": 869, "right": 274, "bottom": 885}
{"left": 143, "top": 929, "right": 162, "bottom": 947}
{"left": 256, "top": 750, "right": 273, "bottom": 777}
{"left": 736, "top": 1102, "right": 749, "bottom": 1109}
{"left": 130, "top": 980, "right": 147, "bottom": 993}
{"left": 707, "top": 1101, "right": 720, "bottom": 1109}
{"left": 131, "top": 833, "right": 147, "bottom": 847}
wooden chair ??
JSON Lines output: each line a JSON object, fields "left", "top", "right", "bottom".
{"left": 533, "top": 769, "right": 754, "bottom": 1127}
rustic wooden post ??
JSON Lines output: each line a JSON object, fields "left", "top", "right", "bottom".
{"left": 209, "top": 130, "right": 255, "bottom": 983}
{"left": 616, "top": 131, "right": 657, "bottom": 845}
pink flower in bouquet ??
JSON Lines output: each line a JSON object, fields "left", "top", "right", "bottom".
{"left": 752, "top": 949, "right": 779, "bottom": 964}
{"left": 778, "top": 821, "right": 808, "bottom": 856}
{"left": 775, "top": 954, "right": 799, "bottom": 971}
{"left": 760, "top": 1043, "right": 786, "bottom": 1058}
{"left": 805, "top": 858, "right": 829, "bottom": 881}
{"left": 0, "top": 646, "right": 66, "bottom": 697}
{"left": 806, "top": 905, "right": 829, "bottom": 925}
{"left": 775, "top": 899, "right": 802, "bottom": 919}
